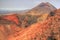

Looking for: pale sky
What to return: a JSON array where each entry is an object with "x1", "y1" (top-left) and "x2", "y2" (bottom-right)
[{"x1": 0, "y1": 0, "x2": 60, "y2": 10}]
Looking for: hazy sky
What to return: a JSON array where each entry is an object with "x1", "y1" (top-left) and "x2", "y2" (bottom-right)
[{"x1": 0, "y1": 0, "x2": 60, "y2": 10}]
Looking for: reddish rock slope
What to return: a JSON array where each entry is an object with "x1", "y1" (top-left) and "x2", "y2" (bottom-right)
[{"x1": 7, "y1": 9, "x2": 60, "y2": 40}]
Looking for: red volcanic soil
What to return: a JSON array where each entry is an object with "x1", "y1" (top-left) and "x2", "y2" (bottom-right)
[
  {"x1": 0, "y1": 9, "x2": 60, "y2": 40},
  {"x1": 7, "y1": 19, "x2": 51, "y2": 40},
  {"x1": 2, "y1": 14, "x2": 19, "y2": 25},
  {"x1": 7, "y1": 9, "x2": 60, "y2": 40}
]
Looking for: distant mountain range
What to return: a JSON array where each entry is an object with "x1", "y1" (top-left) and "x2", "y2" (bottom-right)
[
  {"x1": 0, "y1": 2, "x2": 56, "y2": 15},
  {"x1": 0, "y1": 10, "x2": 29, "y2": 15}
]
